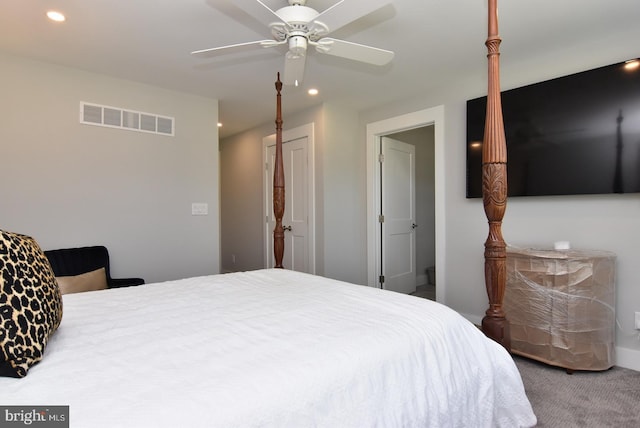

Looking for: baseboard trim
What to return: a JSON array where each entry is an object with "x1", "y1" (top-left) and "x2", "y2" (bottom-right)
[{"x1": 615, "y1": 346, "x2": 640, "y2": 371}]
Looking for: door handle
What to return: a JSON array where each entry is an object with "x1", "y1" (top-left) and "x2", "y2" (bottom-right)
[
  {"x1": 411, "y1": 223, "x2": 418, "y2": 229},
  {"x1": 283, "y1": 225, "x2": 292, "y2": 231}
]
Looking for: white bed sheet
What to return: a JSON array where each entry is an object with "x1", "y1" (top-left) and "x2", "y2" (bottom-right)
[{"x1": 1, "y1": 269, "x2": 535, "y2": 427}]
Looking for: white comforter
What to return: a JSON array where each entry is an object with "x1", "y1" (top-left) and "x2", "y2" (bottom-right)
[{"x1": 1, "y1": 269, "x2": 535, "y2": 428}]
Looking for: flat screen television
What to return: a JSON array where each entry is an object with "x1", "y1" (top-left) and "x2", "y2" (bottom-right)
[{"x1": 466, "y1": 59, "x2": 640, "y2": 198}]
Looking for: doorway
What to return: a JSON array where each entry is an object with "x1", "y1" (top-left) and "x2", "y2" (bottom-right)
[
  {"x1": 263, "y1": 123, "x2": 316, "y2": 273},
  {"x1": 383, "y1": 128, "x2": 436, "y2": 297},
  {"x1": 366, "y1": 106, "x2": 445, "y2": 303},
  {"x1": 379, "y1": 135, "x2": 417, "y2": 294}
]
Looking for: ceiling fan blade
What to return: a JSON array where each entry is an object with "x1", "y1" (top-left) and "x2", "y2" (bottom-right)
[
  {"x1": 191, "y1": 40, "x2": 278, "y2": 56},
  {"x1": 283, "y1": 53, "x2": 306, "y2": 86},
  {"x1": 235, "y1": 0, "x2": 286, "y2": 25},
  {"x1": 315, "y1": 38, "x2": 394, "y2": 65},
  {"x1": 314, "y1": 0, "x2": 390, "y2": 33}
]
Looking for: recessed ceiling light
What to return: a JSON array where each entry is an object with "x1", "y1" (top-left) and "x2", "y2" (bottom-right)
[
  {"x1": 624, "y1": 59, "x2": 639, "y2": 71},
  {"x1": 47, "y1": 11, "x2": 66, "y2": 22},
  {"x1": 308, "y1": 88, "x2": 319, "y2": 96}
]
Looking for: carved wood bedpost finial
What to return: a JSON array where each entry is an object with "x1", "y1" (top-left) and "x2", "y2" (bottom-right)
[
  {"x1": 273, "y1": 73, "x2": 285, "y2": 268},
  {"x1": 481, "y1": 0, "x2": 510, "y2": 350}
]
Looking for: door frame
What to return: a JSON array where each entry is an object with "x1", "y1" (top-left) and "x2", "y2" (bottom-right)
[
  {"x1": 366, "y1": 106, "x2": 445, "y2": 303},
  {"x1": 262, "y1": 123, "x2": 316, "y2": 274}
]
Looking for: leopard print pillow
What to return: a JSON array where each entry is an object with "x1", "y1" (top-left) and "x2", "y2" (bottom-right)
[{"x1": 0, "y1": 229, "x2": 63, "y2": 378}]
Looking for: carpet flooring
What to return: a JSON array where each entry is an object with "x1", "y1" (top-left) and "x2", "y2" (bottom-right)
[
  {"x1": 409, "y1": 286, "x2": 639, "y2": 426},
  {"x1": 411, "y1": 284, "x2": 436, "y2": 300},
  {"x1": 514, "y1": 355, "x2": 640, "y2": 427}
]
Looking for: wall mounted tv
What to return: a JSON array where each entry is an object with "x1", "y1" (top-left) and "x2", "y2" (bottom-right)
[{"x1": 466, "y1": 59, "x2": 640, "y2": 198}]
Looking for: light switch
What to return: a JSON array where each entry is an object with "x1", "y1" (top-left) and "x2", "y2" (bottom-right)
[{"x1": 191, "y1": 203, "x2": 208, "y2": 215}]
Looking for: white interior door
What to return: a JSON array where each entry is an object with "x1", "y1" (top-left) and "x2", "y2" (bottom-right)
[
  {"x1": 381, "y1": 136, "x2": 416, "y2": 294},
  {"x1": 265, "y1": 136, "x2": 310, "y2": 272}
]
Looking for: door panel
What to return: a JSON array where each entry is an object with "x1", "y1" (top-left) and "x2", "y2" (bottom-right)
[{"x1": 382, "y1": 136, "x2": 416, "y2": 294}]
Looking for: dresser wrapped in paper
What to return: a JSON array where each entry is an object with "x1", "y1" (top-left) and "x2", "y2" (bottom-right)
[{"x1": 504, "y1": 247, "x2": 616, "y2": 371}]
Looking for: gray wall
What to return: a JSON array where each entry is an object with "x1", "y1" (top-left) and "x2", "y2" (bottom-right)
[
  {"x1": 221, "y1": 67, "x2": 640, "y2": 369},
  {"x1": 3, "y1": 21, "x2": 638, "y2": 370},
  {"x1": 219, "y1": 127, "x2": 266, "y2": 272},
  {"x1": 321, "y1": 104, "x2": 363, "y2": 284},
  {"x1": 0, "y1": 53, "x2": 220, "y2": 283},
  {"x1": 360, "y1": 68, "x2": 640, "y2": 369},
  {"x1": 220, "y1": 104, "x2": 326, "y2": 274}
]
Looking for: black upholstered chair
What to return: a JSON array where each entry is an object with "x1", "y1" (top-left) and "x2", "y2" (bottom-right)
[{"x1": 44, "y1": 246, "x2": 145, "y2": 288}]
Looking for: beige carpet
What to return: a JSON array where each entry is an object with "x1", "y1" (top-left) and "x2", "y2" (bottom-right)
[
  {"x1": 409, "y1": 288, "x2": 639, "y2": 426},
  {"x1": 514, "y1": 355, "x2": 640, "y2": 427}
]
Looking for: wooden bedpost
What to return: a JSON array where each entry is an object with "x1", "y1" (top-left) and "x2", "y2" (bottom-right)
[
  {"x1": 273, "y1": 73, "x2": 285, "y2": 268},
  {"x1": 481, "y1": 0, "x2": 510, "y2": 350}
]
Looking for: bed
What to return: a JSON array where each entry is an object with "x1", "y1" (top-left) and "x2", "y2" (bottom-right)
[
  {"x1": 1, "y1": 269, "x2": 534, "y2": 427},
  {"x1": 1, "y1": 1, "x2": 535, "y2": 427}
]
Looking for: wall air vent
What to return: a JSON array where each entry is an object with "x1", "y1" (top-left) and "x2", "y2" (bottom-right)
[{"x1": 80, "y1": 102, "x2": 174, "y2": 136}]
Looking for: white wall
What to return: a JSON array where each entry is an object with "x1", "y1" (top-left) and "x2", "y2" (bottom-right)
[
  {"x1": 360, "y1": 66, "x2": 640, "y2": 370},
  {"x1": 322, "y1": 104, "x2": 365, "y2": 284},
  {"x1": 220, "y1": 54, "x2": 640, "y2": 370},
  {"x1": 219, "y1": 127, "x2": 266, "y2": 273},
  {"x1": 221, "y1": 63, "x2": 640, "y2": 370},
  {"x1": 220, "y1": 104, "x2": 326, "y2": 274},
  {"x1": 0, "y1": 53, "x2": 220, "y2": 283}
]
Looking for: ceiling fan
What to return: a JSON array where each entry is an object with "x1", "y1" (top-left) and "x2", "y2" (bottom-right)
[{"x1": 191, "y1": 0, "x2": 394, "y2": 86}]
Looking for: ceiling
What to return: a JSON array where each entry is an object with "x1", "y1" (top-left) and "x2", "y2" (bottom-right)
[{"x1": 1, "y1": 0, "x2": 638, "y2": 138}]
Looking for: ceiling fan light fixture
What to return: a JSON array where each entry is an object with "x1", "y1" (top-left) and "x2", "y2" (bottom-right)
[
  {"x1": 275, "y1": 4, "x2": 318, "y2": 25},
  {"x1": 192, "y1": 0, "x2": 395, "y2": 86},
  {"x1": 288, "y1": 35, "x2": 307, "y2": 57},
  {"x1": 624, "y1": 59, "x2": 639, "y2": 71}
]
